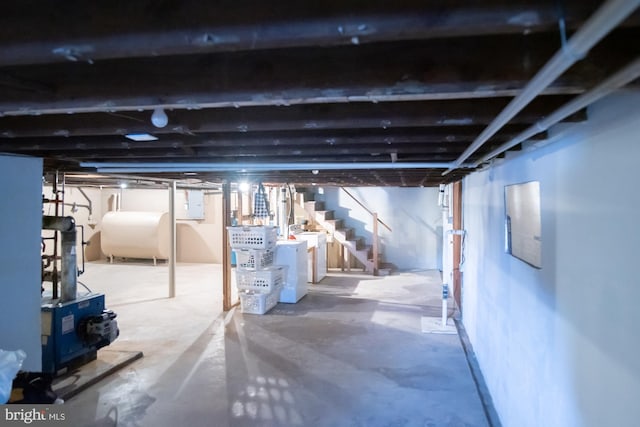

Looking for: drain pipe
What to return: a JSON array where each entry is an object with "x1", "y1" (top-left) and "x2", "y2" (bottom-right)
[
  {"x1": 443, "y1": 0, "x2": 640, "y2": 176},
  {"x1": 80, "y1": 161, "x2": 455, "y2": 173},
  {"x1": 77, "y1": 186, "x2": 94, "y2": 222},
  {"x1": 474, "y1": 57, "x2": 640, "y2": 167}
]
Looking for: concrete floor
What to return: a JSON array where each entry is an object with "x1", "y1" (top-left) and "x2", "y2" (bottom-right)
[{"x1": 65, "y1": 261, "x2": 488, "y2": 427}]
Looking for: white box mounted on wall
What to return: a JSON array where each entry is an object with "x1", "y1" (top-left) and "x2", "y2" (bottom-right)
[{"x1": 186, "y1": 190, "x2": 204, "y2": 219}]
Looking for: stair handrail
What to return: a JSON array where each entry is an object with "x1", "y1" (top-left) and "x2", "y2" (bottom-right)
[
  {"x1": 340, "y1": 187, "x2": 391, "y2": 276},
  {"x1": 340, "y1": 187, "x2": 392, "y2": 232}
]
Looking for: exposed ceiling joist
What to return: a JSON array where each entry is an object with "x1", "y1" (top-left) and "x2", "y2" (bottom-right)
[{"x1": 0, "y1": 1, "x2": 638, "y2": 186}]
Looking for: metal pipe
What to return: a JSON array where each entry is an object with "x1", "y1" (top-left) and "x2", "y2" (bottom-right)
[
  {"x1": 443, "y1": 0, "x2": 640, "y2": 175},
  {"x1": 77, "y1": 186, "x2": 93, "y2": 216},
  {"x1": 81, "y1": 161, "x2": 455, "y2": 173},
  {"x1": 474, "y1": 57, "x2": 640, "y2": 166},
  {"x1": 52, "y1": 172, "x2": 59, "y2": 300},
  {"x1": 61, "y1": 172, "x2": 65, "y2": 216},
  {"x1": 77, "y1": 224, "x2": 86, "y2": 276},
  {"x1": 62, "y1": 202, "x2": 91, "y2": 214},
  {"x1": 168, "y1": 181, "x2": 177, "y2": 298},
  {"x1": 441, "y1": 284, "x2": 449, "y2": 327}
]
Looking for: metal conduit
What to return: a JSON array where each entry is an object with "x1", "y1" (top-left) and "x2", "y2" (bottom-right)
[
  {"x1": 474, "y1": 57, "x2": 640, "y2": 167},
  {"x1": 443, "y1": 0, "x2": 640, "y2": 176},
  {"x1": 81, "y1": 162, "x2": 456, "y2": 173}
]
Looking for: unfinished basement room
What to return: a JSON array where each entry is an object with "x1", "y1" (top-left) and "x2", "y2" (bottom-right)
[{"x1": 1, "y1": 1, "x2": 639, "y2": 427}]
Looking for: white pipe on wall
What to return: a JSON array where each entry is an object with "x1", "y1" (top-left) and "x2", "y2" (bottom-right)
[
  {"x1": 441, "y1": 284, "x2": 448, "y2": 327},
  {"x1": 81, "y1": 161, "x2": 455, "y2": 173},
  {"x1": 474, "y1": 56, "x2": 640, "y2": 167},
  {"x1": 443, "y1": 0, "x2": 640, "y2": 175}
]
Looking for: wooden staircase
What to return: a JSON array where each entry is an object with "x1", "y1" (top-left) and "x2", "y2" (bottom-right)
[{"x1": 302, "y1": 197, "x2": 390, "y2": 275}]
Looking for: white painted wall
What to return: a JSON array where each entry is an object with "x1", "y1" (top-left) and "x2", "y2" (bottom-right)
[
  {"x1": 461, "y1": 91, "x2": 640, "y2": 427},
  {"x1": 321, "y1": 187, "x2": 442, "y2": 270},
  {"x1": 0, "y1": 155, "x2": 43, "y2": 371}
]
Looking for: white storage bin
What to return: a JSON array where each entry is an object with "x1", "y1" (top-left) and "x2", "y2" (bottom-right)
[
  {"x1": 239, "y1": 288, "x2": 281, "y2": 315},
  {"x1": 234, "y1": 249, "x2": 274, "y2": 270},
  {"x1": 236, "y1": 266, "x2": 286, "y2": 293},
  {"x1": 227, "y1": 226, "x2": 278, "y2": 250}
]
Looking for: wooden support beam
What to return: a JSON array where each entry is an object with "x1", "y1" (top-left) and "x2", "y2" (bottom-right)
[
  {"x1": 3, "y1": 31, "x2": 631, "y2": 116},
  {"x1": 222, "y1": 181, "x2": 232, "y2": 311},
  {"x1": 0, "y1": 125, "x2": 541, "y2": 152},
  {"x1": 0, "y1": 97, "x2": 586, "y2": 138},
  {"x1": 0, "y1": 1, "x2": 605, "y2": 67},
  {"x1": 452, "y1": 181, "x2": 463, "y2": 310}
]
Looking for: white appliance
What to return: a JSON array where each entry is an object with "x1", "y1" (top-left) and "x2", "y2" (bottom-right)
[
  {"x1": 275, "y1": 240, "x2": 308, "y2": 303},
  {"x1": 296, "y1": 232, "x2": 327, "y2": 283}
]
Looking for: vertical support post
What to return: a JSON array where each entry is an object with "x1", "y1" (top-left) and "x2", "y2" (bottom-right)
[
  {"x1": 372, "y1": 212, "x2": 379, "y2": 276},
  {"x1": 339, "y1": 243, "x2": 345, "y2": 271},
  {"x1": 452, "y1": 181, "x2": 463, "y2": 310},
  {"x1": 237, "y1": 189, "x2": 243, "y2": 225},
  {"x1": 344, "y1": 245, "x2": 351, "y2": 272},
  {"x1": 222, "y1": 181, "x2": 232, "y2": 311},
  {"x1": 169, "y1": 180, "x2": 177, "y2": 298}
]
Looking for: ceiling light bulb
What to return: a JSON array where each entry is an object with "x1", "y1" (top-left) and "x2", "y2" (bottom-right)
[
  {"x1": 312, "y1": 169, "x2": 319, "y2": 175},
  {"x1": 239, "y1": 182, "x2": 250, "y2": 192},
  {"x1": 151, "y1": 107, "x2": 168, "y2": 128}
]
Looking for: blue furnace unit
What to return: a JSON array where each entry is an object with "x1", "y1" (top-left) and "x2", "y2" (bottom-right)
[{"x1": 41, "y1": 293, "x2": 118, "y2": 375}]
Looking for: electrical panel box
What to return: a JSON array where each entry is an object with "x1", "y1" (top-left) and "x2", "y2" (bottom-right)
[{"x1": 186, "y1": 190, "x2": 205, "y2": 219}]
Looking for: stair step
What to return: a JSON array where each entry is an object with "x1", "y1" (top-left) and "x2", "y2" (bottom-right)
[
  {"x1": 334, "y1": 227, "x2": 354, "y2": 239},
  {"x1": 356, "y1": 249, "x2": 370, "y2": 259},
  {"x1": 342, "y1": 238, "x2": 365, "y2": 251},
  {"x1": 325, "y1": 219, "x2": 344, "y2": 232},
  {"x1": 315, "y1": 210, "x2": 334, "y2": 220},
  {"x1": 302, "y1": 193, "x2": 387, "y2": 276},
  {"x1": 355, "y1": 238, "x2": 369, "y2": 251},
  {"x1": 304, "y1": 200, "x2": 325, "y2": 211},
  {"x1": 298, "y1": 189, "x2": 316, "y2": 202}
]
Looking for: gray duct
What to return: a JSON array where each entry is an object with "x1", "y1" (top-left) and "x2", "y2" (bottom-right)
[{"x1": 42, "y1": 215, "x2": 77, "y2": 302}]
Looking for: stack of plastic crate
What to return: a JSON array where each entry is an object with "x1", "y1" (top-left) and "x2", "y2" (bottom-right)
[{"x1": 227, "y1": 225, "x2": 286, "y2": 315}]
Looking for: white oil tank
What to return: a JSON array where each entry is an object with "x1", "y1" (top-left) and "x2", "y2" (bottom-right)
[{"x1": 101, "y1": 211, "x2": 170, "y2": 260}]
